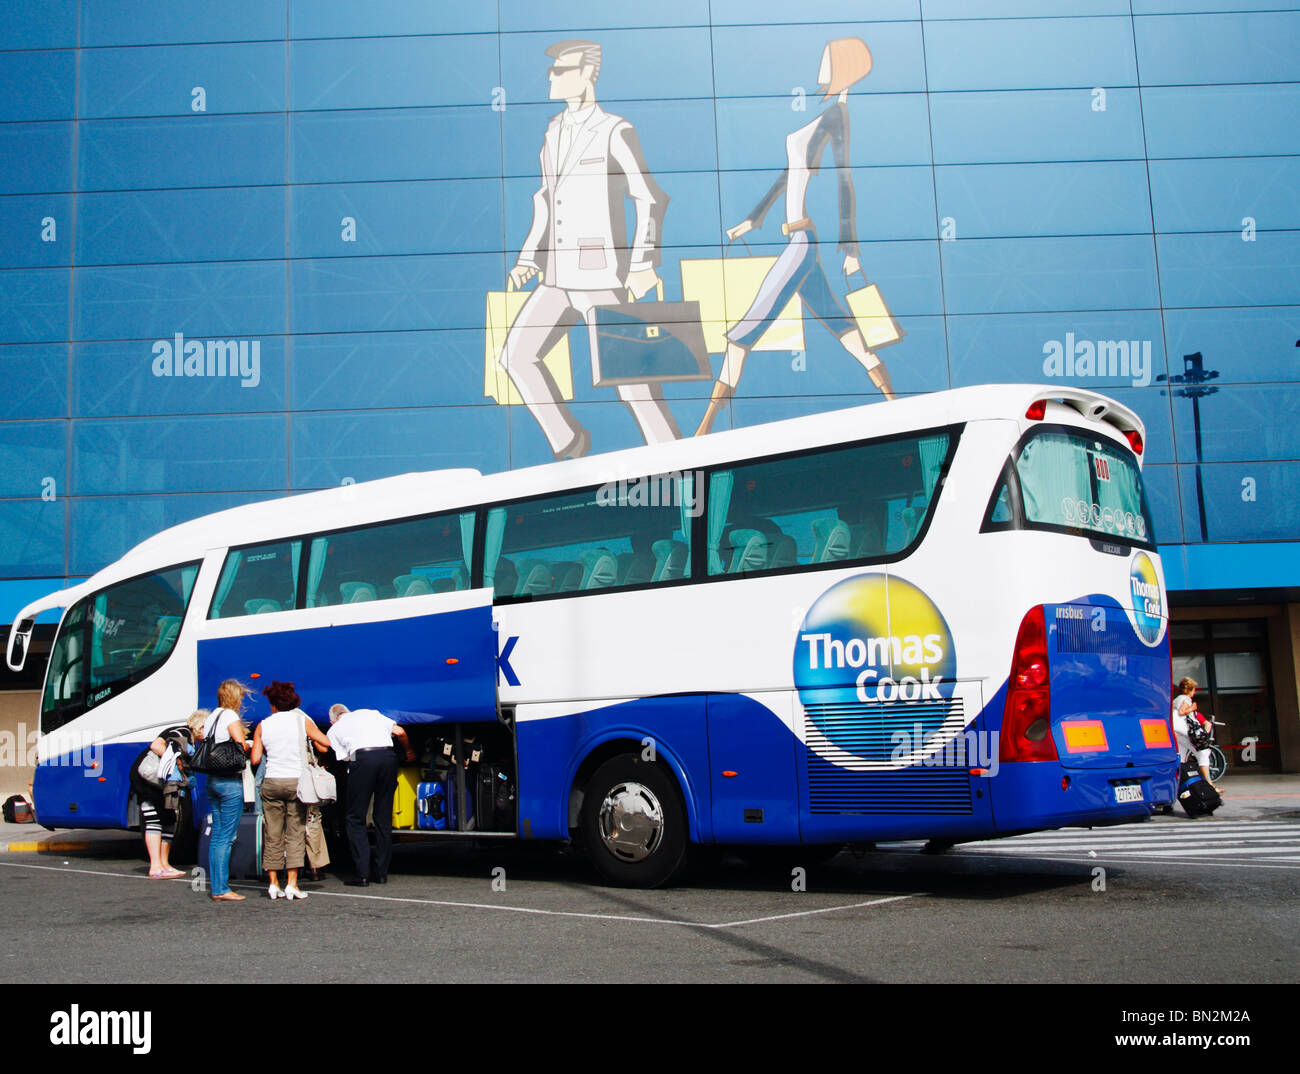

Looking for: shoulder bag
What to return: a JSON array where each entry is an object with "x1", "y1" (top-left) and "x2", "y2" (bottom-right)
[
  {"x1": 189, "y1": 710, "x2": 247, "y2": 776},
  {"x1": 296, "y1": 714, "x2": 337, "y2": 804}
]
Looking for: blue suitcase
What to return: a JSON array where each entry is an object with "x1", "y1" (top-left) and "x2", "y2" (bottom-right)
[
  {"x1": 417, "y1": 775, "x2": 474, "y2": 831},
  {"x1": 416, "y1": 781, "x2": 448, "y2": 830}
]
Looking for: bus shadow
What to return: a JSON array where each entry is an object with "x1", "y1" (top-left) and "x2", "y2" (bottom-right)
[{"x1": 382, "y1": 839, "x2": 1098, "y2": 902}]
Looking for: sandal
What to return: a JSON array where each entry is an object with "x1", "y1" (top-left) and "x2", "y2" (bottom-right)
[
  {"x1": 151, "y1": 868, "x2": 185, "y2": 879},
  {"x1": 210, "y1": 892, "x2": 246, "y2": 901}
]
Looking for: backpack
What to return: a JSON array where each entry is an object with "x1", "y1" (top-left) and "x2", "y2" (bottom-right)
[
  {"x1": 1177, "y1": 757, "x2": 1221, "y2": 817},
  {"x1": 1186, "y1": 715, "x2": 1212, "y2": 751}
]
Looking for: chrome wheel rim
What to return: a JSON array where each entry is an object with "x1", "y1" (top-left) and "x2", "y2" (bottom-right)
[{"x1": 597, "y1": 780, "x2": 664, "y2": 863}]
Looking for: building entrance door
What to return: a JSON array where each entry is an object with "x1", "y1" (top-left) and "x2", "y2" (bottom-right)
[{"x1": 1171, "y1": 619, "x2": 1278, "y2": 773}]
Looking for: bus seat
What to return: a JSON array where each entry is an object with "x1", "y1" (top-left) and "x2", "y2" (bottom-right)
[
  {"x1": 244, "y1": 598, "x2": 281, "y2": 615},
  {"x1": 340, "y1": 582, "x2": 378, "y2": 603},
  {"x1": 580, "y1": 550, "x2": 618, "y2": 590},
  {"x1": 850, "y1": 519, "x2": 884, "y2": 559},
  {"x1": 617, "y1": 552, "x2": 653, "y2": 586},
  {"x1": 430, "y1": 577, "x2": 457, "y2": 594},
  {"x1": 452, "y1": 564, "x2": 470, "y2": 590},
  {"x1": 768, "y1": 534, "x2": 797, "y2": 570},
  {"x1": 516, "y1": 559, "x2": 553, "y2": 596},
  {"x1": 902, "y1": 497, "x2": 929, "y2": 544},
  {"x1": 152, "y1": 615, "x2": 182, "y2": 653},
  {"x1": 651, "y1": 540, "x2": 688, "y2": 582},
  {"x1": 811, "y1": 518, "x2": 850, "y2": 563},
  {"x1": 727, "y1": 528, "x2": 769, "y2": 573},
  {"x1": 552, "y1": 561, "x2": 583, "y2": 593},
  {"x1": 491, "y1": 557, "x2": 518, "y2": 597},
  {"x1": 393, "y1": 574, "x2": 433, "y2": 597}
]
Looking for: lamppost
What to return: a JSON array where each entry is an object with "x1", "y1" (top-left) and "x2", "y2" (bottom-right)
[{"x1": 1157, "y1": 351, "x2": 1219, "y2": 543}]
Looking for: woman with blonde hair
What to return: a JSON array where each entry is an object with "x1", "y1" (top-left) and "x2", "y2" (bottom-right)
[
  {"x1": 696, "y1": 37, "x2": 895, "y2": 437},
  {"x1": 1172, "y1": 676, "x2": 1220, "y2": 793},
  {"x1": 130, "y1": 708, "x2": 208, "y2": 878},
  {"x1": 200, "y1": 679, "x2": 251, "y2": 901}
]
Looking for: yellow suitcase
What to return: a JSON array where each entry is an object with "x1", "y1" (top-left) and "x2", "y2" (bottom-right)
[{"x1": 393, "y1": 765, "x2": 421, "y2": 830}]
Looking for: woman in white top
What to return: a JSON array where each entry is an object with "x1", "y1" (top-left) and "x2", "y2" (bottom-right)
[
  {"x1": 1172, "y1": 676, "x2": 1220, "y2": 793},
  {"x1": 203, "y1": 679, "x2": 251, "y2": 901},
  {"x1": 250, "y1": 680, "x2": 331, "y2": 900}
]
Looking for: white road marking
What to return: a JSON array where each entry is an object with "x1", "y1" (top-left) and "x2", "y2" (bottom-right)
[{"x1": 0, "y1": 860, "x2": 918, "y2": 930}]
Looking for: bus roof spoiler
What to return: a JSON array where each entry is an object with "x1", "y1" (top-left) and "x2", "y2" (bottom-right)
[
  {"x1": 5, "y1": 585, "x2": 80, "y2": 672},
  {"x1": 1028, "y1": 389, "x2": 1144, "y2": 442}
]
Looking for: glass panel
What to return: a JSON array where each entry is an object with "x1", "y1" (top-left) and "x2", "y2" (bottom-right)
[
  {"x1": 1172, "y1": 654, "x2": 1209, "y2": 691},
  {"x1": 41, "y1": 599, "x2": 87, "y2": 733},
  {"x1": 305, "y1": 511, "x2": 474, "y2": 608},
  {"x1": 1209, "y1": 620, "x2": 1264, "y2": 639},
  {"x1": 1170, "y1": 621, "x2": 1206, "y2": 640},
  {"x1": 492, "y1": 475, "x2": 695, "y2": 600},
  {"x1": 1013, "y1": 429, "x2": 1154, "y2": 545},
  {"x1": 209, "y1": 541, "x2": 301, "y2": 619},
  {"x1": 707, "y1": 431, "x2": 950, "y2": 577},
  {"x1": 87, "y1": 565, "x2": 196, "y2": 697},
  {"x1": 1213, "y1": 652, "x2": 1265, "y2": 694}
]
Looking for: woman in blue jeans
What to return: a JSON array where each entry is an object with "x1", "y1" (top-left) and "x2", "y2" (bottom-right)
[{"x1": 203, "y1": 679, "x2": 251, "y2": 901}]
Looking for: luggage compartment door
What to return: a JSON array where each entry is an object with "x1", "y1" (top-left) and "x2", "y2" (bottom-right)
[{"x1": 197, "y1": 588, "x2": 499, "y2": 724}]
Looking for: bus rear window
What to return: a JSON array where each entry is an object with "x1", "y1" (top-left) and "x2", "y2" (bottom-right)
[{"x1": 984, "y1": 427, "x2": 1155, "y2": 547}]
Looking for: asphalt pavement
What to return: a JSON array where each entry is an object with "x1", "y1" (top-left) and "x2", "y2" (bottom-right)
[{"x1": 1, "y1": 773, "x2": 1297, "y2": 983}]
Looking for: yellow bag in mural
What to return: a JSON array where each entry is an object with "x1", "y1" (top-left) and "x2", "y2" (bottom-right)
[
  {"x1": 845, "y1": 271, "x2": 905, "y2": 351},
  {"x1": 679, "y1": 245, "x2": 805, "y2": 355},
  {"x1": 483, "y1": 280, "x2": 573, "y2": 405}
]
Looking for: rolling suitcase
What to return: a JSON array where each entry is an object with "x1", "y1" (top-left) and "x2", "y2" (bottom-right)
[
  {"x1": 416, "y1": 780, "x2": 447, "y2": 830},
  {"x1": 197, "y1": 806, "x2": 264, "y2": 885},
  {"x1": 475, "y1": 765, "x2": 515, "y2": 832},
  {"x1": 1177, "y1": 758, "x2": 1221, "y2": 817},
  {"x1": 393, "y1": 765, "x2": 421, "y2": 830}
]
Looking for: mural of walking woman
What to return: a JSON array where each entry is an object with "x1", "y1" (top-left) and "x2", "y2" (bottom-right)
[{"x1": 696, "y1": 37, "x2": 897, "y2": 437}]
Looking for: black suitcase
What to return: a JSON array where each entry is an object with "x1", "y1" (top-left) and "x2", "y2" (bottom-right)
[
  {"x1": 1178, "y1": 758, "x2": 1221, "y2": 817},
  {"x1": 475, "y1": 764, "x2": 515, "y2": 832}
]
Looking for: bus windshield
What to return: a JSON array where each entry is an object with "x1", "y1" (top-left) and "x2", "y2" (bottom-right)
[
  {"x1": 41, "y1": 562, "x2": 200, "y2": 733},
  {"x1": 985, "y1": 426, "x2": 1155, "y2": 548}
]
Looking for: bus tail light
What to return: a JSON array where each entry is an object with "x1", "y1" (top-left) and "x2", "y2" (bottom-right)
[
  {"x1": 1025, "y1": 400, "x2": 1046, "y2": 421},
  {"x1": 1125, "y1": 429, "x2": 1143, "y2": 456},
  {"x1": 1001, "y1": 606, "x2": 1058, "y2": 763}
]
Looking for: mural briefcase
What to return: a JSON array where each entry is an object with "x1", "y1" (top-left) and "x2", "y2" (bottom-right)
[{"x1": 591, "y1": 282, "x2": 711, "y2": 387}]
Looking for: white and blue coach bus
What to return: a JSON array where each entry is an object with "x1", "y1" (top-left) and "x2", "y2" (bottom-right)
[{"x1": 8, "y1": 385, "x2": 1178, "y2": 887}]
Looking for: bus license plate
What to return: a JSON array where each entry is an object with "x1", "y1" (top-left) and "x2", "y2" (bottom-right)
[{"x1": 1114, "y1": 785, "x2": 1143, "y2": 804}]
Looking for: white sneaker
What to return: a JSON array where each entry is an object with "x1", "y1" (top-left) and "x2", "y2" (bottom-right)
[
  {"x1": 284, "y1": 886, "x2": 308, "y2": 900},
  {"x1": 267, "y1": 884, "x2": 283, "y2": 900}
]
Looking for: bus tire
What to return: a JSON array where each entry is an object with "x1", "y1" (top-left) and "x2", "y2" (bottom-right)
[{"x1": 580, "y1": 754, "x2": 687, "y2": 889}]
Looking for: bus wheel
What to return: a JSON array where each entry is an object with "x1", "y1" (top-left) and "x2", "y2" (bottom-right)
[{"x1": 581, "y1": 755, "x2": 686, "y2": 888}]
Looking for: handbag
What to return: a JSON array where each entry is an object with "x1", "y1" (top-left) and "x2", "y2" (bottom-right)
[
  {"x1": 679, "y1": 239, "x2": 806, "y2": 354},
  {"x1": 136, "y1": 750, "x2": 163, "y2": 787},
  {"x1": 590, "y1": 282, "x2": 710, "y2": 387},
  {"x1": 296, "y1": 714, "x2": 337, "y2": 804},
  {"x1": 189, "y1": 711, "x2": 247, "y2": 776},
  {"x1": 844, "y1": 269, "x2": 905, "y2": 351},
  {"x1": 483, "y1": 276, "x2": 574, "y2": 405}
]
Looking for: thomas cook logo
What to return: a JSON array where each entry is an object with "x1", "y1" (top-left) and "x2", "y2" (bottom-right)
[
  {"x1": 1129, "y1": 552, "x2": 1164, "y2": 646},
  {"x1": 795, "y1": 572, "x2": 956, "y2": 722}
]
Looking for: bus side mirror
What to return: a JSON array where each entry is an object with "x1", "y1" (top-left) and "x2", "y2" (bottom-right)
[{"x1": 7, "y1": 619, "x2": 33, "y2": 672}]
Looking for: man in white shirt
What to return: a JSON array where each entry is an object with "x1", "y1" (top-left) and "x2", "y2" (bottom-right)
[
  {"x1": 328, "y1": 704, "x2": 415, "y2": 887},
  {"x1": 499, "y1": 38, "x2": 678, "y2": 459}
]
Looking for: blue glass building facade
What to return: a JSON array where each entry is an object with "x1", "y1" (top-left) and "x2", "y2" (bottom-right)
[{"x1": 2, "y1": 2, "x2": 1298, "y2": 762}]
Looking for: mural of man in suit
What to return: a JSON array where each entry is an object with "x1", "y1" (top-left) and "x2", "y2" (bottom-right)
[{"x1": 501, "y1": 39, "x2": 680, "y2": 459}]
